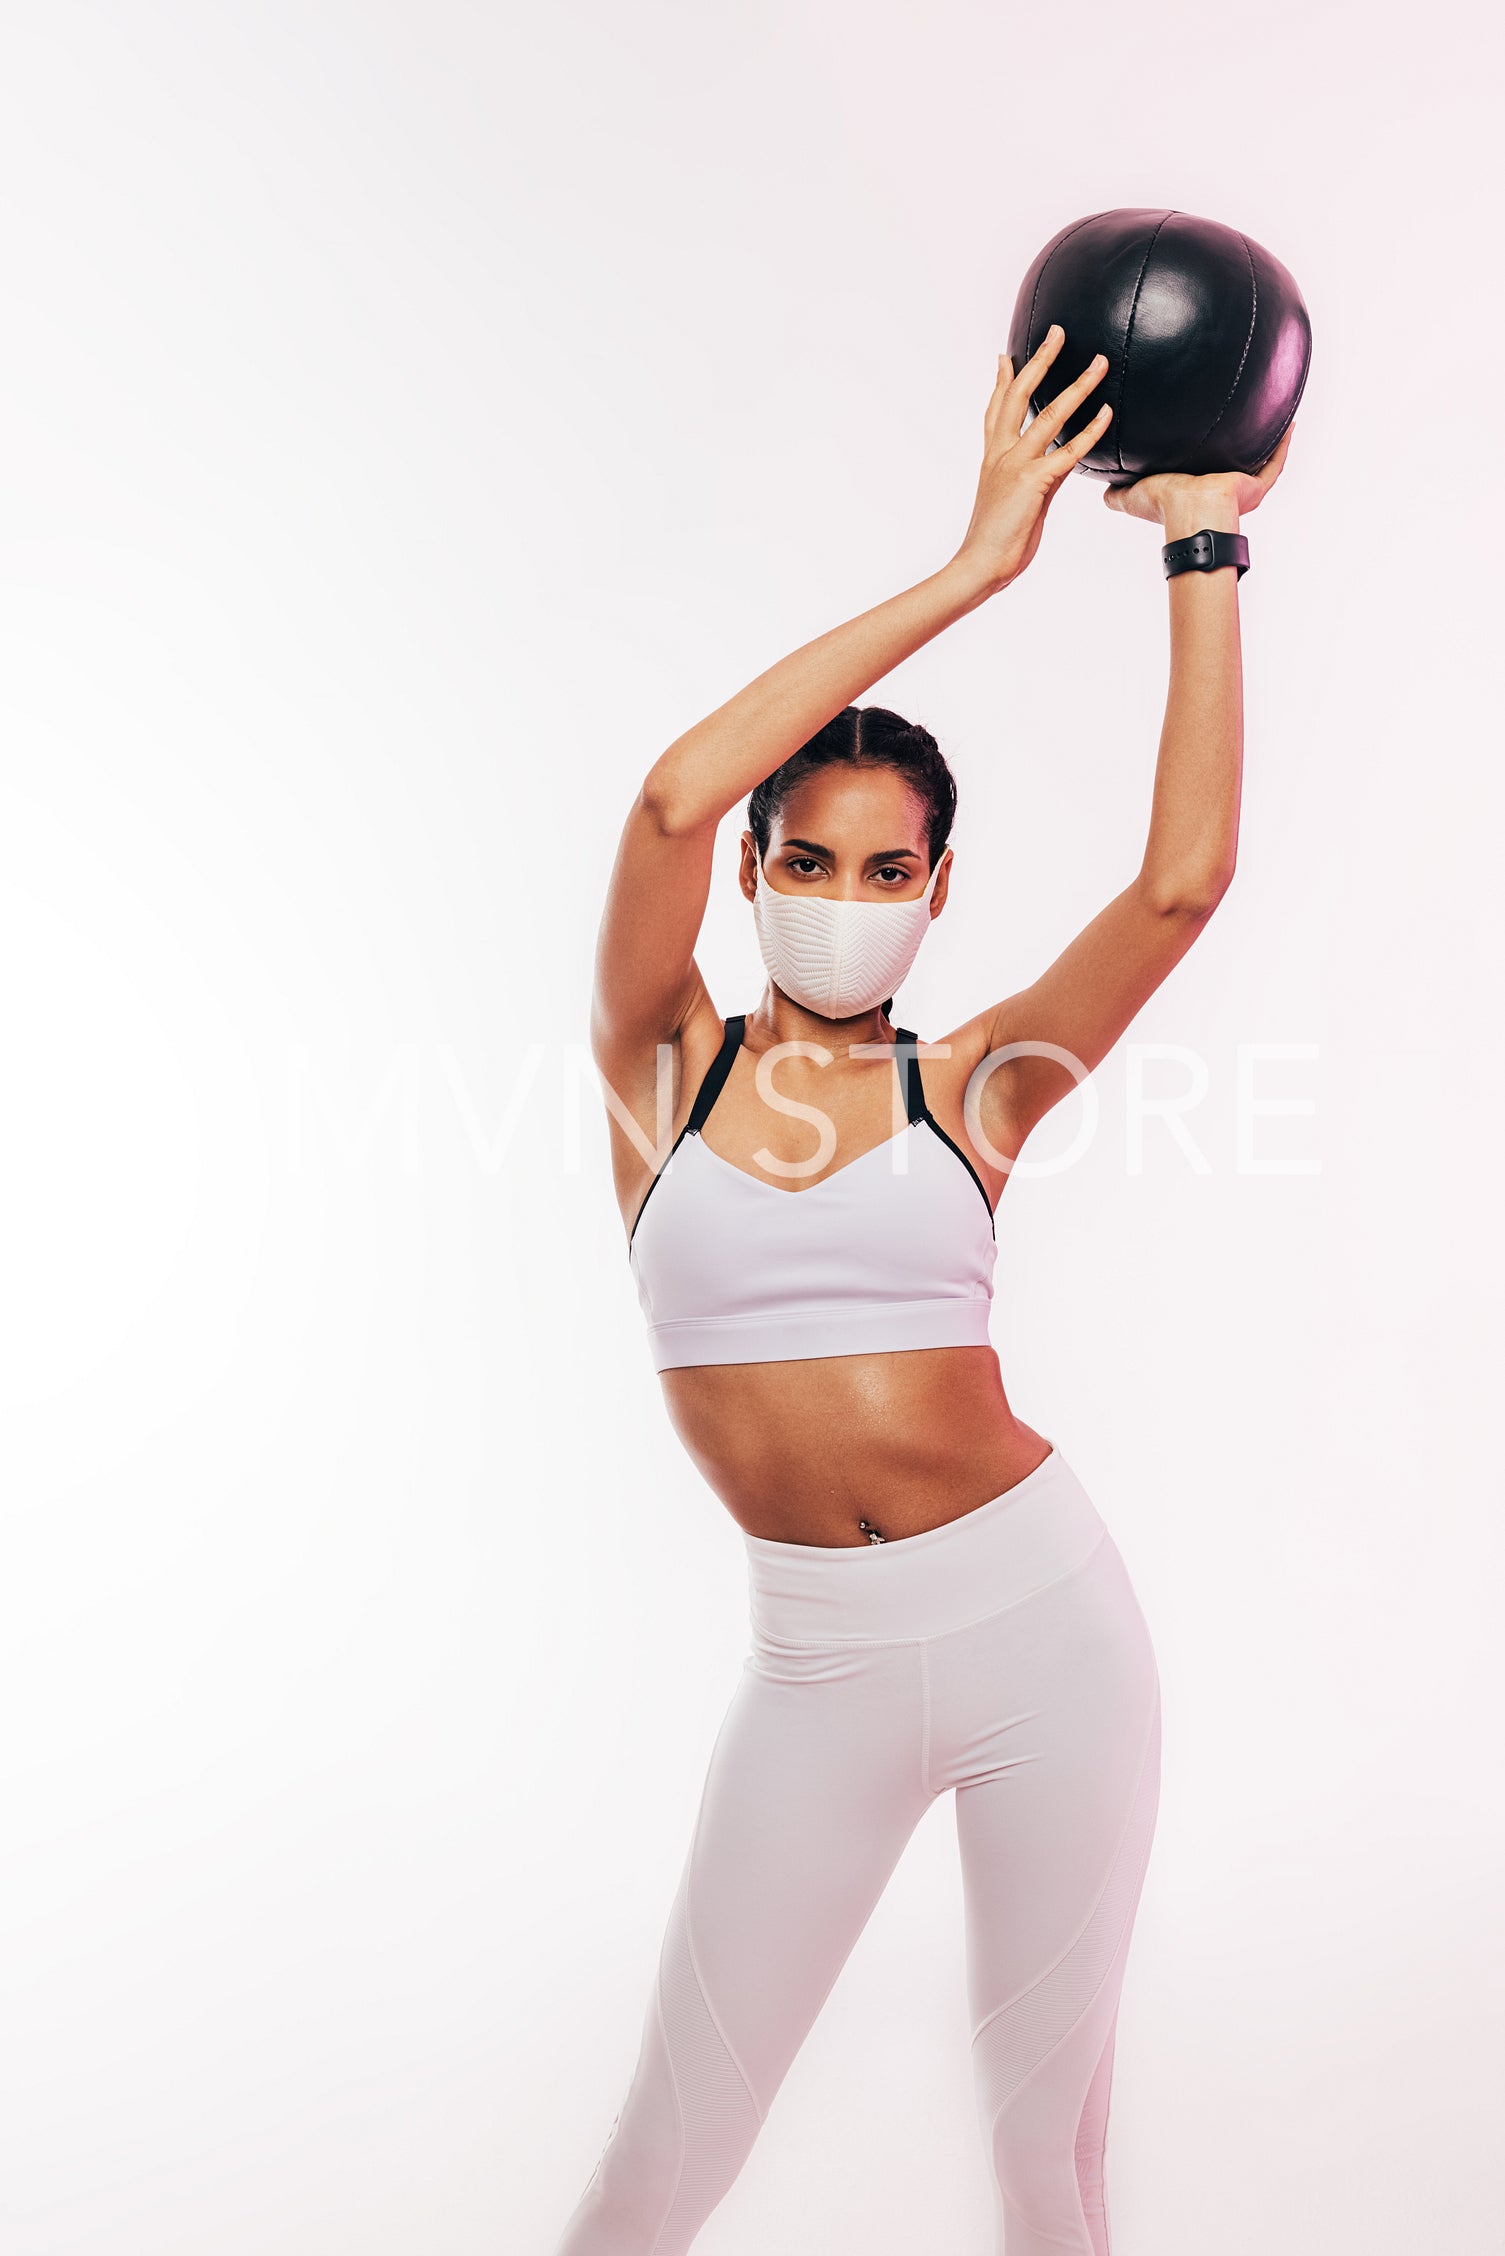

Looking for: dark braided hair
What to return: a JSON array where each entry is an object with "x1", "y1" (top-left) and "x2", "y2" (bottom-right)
[{"x1": 747, "y1": 705, "x2": 957, "y2": 871}]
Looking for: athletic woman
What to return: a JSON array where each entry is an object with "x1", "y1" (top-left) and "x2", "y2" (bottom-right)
[{"x1": 556, "y1": 327, "x2": 1292, "y2": 2256}]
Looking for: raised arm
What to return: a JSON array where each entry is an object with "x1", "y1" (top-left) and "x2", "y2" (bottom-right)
[
  {"x1": 591, "y1": 333, "x2": 1116, "y2": 1166},
  {"x1": 959, "y1": 428, "x2": 1295, "y2": 1171},
  {"x1": 591, "y1": 563, "x2": 990, "y2": 1064}
]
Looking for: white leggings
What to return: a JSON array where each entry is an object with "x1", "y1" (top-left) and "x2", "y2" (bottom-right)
[{"x1": 553, "y1": 1445, "x2": 1162, "y2": 2256}]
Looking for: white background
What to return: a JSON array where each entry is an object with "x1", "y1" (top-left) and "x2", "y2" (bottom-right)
[{"x1": 2, "y1": 3, "x2": 1501, "y2": 2252}]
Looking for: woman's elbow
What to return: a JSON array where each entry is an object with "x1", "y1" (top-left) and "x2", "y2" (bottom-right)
[
  {"x1": 1142, "y1": 861, "x2": 1236, "y2": 918},
  {"x1": 638, "y1": 763, "x2": 713, "y2": 839}
]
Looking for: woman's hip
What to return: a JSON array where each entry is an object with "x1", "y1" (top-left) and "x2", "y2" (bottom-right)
[
  {"x1": 732, "y1": 1443, "x2": 1157, "y2": 1811},
  {"x1": 742, "y1": 1442, "x2": 1140, "y2": 1649}
]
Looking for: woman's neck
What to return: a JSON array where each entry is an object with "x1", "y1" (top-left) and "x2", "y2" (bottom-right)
[{"x1": 746, "y1": 987, "x2": 894, "y2": 1053}]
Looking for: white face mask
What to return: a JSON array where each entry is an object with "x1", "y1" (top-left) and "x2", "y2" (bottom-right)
[{"x1": 752, "y1": 854, "x2": 943, "y2": 1019}]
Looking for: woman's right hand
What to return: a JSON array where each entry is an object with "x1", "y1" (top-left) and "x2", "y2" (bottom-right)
[{"x1": 953, "y1": 328, "x2": 1112, "y2": 591}]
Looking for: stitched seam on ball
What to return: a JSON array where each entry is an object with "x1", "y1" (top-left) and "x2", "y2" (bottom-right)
[
  {"x1": 1025, "y1": 210, "x2": 1103, "y2": 372},
  {"x1": 1115, "y1": 210, "x2": 1174, "y2": 473},
  {"x1": 1191, "y1": 230, "x2": 1259, "y2": 454}
]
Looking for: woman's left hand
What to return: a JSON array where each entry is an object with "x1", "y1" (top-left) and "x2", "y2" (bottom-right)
[
  {"x1": 1103, "y1": 421, "x2": 1295, "y2": 532},
  {"x1": 953, "y1": 330, "x2": 1115, "y2": 590}
]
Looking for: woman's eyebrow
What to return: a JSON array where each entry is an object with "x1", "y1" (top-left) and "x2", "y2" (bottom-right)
[{"x1": 778, "y1": 838, "x2": 920, "y2": 862}]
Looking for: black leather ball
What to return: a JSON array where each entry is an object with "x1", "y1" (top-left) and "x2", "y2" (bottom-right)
[{"x1": 1006, "y1": 209, "x2": 1312, "y2": 485}]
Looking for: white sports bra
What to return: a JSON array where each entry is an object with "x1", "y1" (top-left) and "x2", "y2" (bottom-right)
[{"x1": 628, "y1": 1016, "x2": 997, "y2": 1372}]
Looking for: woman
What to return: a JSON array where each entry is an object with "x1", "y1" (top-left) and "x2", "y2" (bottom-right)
[{"x1": 558, "y1": 326, "x2": 1292, "y2": 2256}]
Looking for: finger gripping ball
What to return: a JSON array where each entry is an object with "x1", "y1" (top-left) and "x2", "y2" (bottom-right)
[{"x1": 1007, "y1": 209, "x2": 1312, "y2": 484}]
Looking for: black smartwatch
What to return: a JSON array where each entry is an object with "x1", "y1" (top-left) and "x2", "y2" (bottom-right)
[{"x1": 1162, "y1": 528, "x2": 1249, "y2": 580}]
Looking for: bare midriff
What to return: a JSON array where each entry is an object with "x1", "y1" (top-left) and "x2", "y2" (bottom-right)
[{"x1": 658, "y1": 1343, "x2": 1053, "y2": 1547}]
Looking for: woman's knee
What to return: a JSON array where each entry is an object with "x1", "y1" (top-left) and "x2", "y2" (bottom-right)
[
  {"x1": 974, "y1": 1980, "x2": 1128, "y2": 2256},
  {"x1": 987, "y1": 2106, "x2": 1106, "y2": 2256},
  {"x1": 554, "y1": 1881, "x2": 764, "y2": 2256}
]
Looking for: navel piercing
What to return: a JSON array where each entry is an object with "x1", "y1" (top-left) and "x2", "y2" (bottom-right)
[{"x1": 858, "y1": 1518, "x2": 887, "y2": 1546}]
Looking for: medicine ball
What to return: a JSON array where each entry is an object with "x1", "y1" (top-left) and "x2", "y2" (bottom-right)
[{"x1": 1006, "y1": 209, "x2": 1312, "y2": 485}]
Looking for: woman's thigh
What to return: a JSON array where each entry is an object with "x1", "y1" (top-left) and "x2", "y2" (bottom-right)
[
  {"x1": 682, "y1": 1634, "x2": 936, "y2": 2111},
  {"x1": 554, "y1": 1633, "x2": 936, "y2": 2256}
]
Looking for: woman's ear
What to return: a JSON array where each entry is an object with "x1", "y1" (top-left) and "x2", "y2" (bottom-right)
[
  {"x1": 738, "y1": 831, "x2": 759, "y2": 905},
  {"x1": 930, "y1": 847, "x2": 954, "y2": 917}
]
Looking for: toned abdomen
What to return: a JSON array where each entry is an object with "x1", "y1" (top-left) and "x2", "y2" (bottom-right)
[{"x1": 659, "y1": 1344, "x2": 1052, "y2": 1546}]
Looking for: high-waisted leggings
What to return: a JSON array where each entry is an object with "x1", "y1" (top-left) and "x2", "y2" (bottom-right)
[{"x1": 553, "y1": 1444, "x2": 1162, "y2": 2256}]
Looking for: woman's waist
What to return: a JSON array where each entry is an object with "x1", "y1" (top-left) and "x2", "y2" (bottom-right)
[
  {"x1": 659, "y1": 1345, "x2": 1050, "y2": 1545},
  {"x1": 742, "y1": 1441, "x2": 1111, "y2": 1646}
]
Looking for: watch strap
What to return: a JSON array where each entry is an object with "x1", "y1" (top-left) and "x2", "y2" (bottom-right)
[{"x1": 1162, "y1": 528, "x2": 1250, "y2": 580}]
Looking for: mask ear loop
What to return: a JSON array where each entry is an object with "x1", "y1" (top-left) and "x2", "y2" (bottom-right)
[
  {"x1": 921, "y1": 852, "x2": 948, "y2": 903},
  {"x1": 884, "y1": 852, "x2": 947, "y2": 1018}
]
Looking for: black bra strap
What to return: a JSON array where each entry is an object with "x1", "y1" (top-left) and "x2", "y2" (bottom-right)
[
  {"x1": 890, "y1": 1026, "x2": 995, "y2": 1226},
  {"x1": 629, "y1": 1013, "x2": 747, "y2": 1247},
  {"x1": 890, "y1": 1027, "x2": 928, "y2": 1127},
  {"x1": 686, "y1": 1014, "x2": 746, "y2": 1134}
]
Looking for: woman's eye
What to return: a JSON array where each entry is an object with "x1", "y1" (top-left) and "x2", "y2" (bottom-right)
[
  {"x1": 787, "y1": 858, "x2": 821, "y2": 876},
  {"x1": 876, "y1": 866, "x2": 908, "y2": 884}
]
